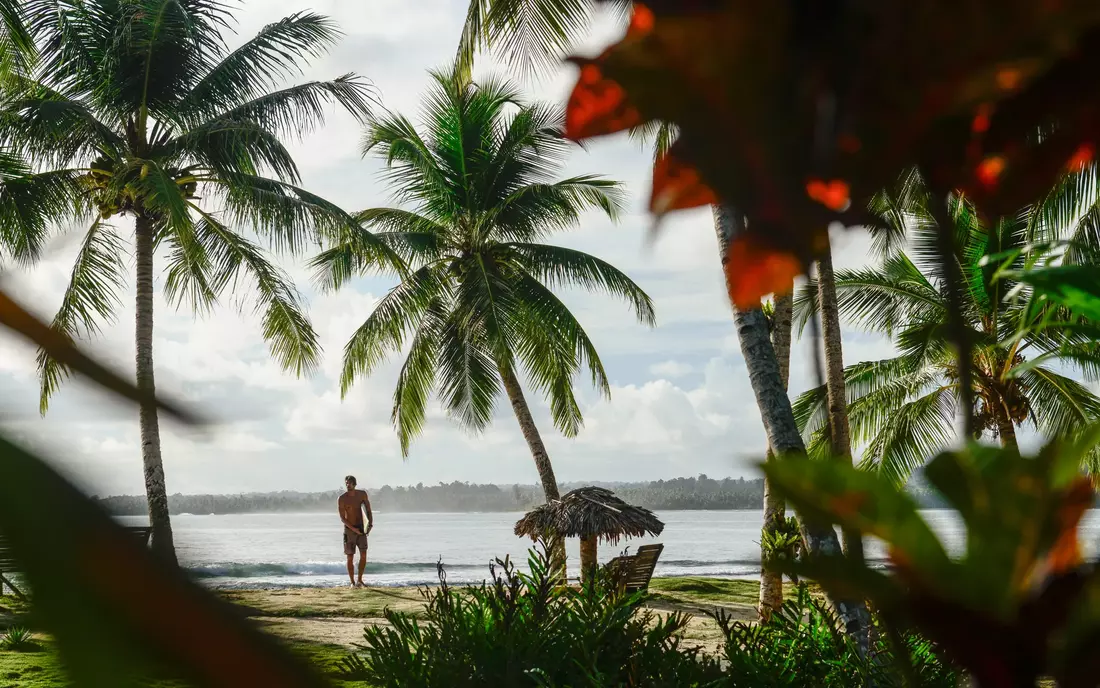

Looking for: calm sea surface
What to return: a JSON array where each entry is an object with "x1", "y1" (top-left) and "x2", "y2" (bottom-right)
[{"x1": 117, "y1": 510, "x2": 1100, "y2": 589}]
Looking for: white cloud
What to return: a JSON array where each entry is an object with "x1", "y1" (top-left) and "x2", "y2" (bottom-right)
[{"x1": 649, "y1": 360, "x2": 694, "y2": 378}]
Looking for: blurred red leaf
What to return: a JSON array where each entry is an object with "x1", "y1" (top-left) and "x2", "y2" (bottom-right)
[
  {"x1": 724, "y1": 234, "x2": 801, "y2": 309},
  {"x1": 564, "y1": 58, "x2": 643, "y2": 141},
  {"x1": 650, "y1": 149, "x2": 717, "y2": 214},
  {"x1": 572, "y1": 0, "x2": 1100, "y2": 273}
]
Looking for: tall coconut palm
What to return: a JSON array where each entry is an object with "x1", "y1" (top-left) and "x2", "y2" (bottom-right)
[
  {"x1": 793, "y1": 177, "x2": 1100, "y2": 485},
  {"x1": 312, "y1": 68, "x2": 654, "y2": 506},
  {"x1": 452, "y1": 0, "x2": 812, "y2": 615},
  {"x1": 815, "y1": 242, "x2": 863, "y2": 564},
  {"x1": 756, "y1": 291, "x2": 793, "y2": 617},
  {"x1": 0, "y1": 1, "x2": 384, "y2": 563},
  {"x1": 714, "y1": 205, "x2": 871, "y2": 649}
]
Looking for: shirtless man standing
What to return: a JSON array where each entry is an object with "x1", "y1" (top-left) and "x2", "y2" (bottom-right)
[{"x1": 338, "y1": 475, "x2": 373, "y2": 588}]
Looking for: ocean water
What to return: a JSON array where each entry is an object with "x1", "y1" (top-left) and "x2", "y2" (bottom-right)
[{"x1": 117, "y1": 510, "x2": 1100, "y2": 589}]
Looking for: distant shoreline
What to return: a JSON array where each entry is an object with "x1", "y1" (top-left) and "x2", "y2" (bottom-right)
[
  {"x1": 119, "y1": 506, "x2": 958, "y2": 517},
  {"x1": 90, "y1": 476, "x2": 965, "y2": 515}
]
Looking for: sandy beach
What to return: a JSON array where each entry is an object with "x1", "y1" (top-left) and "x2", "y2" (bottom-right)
[{"x1": 221, "y1": 577, "x2": 762, "y2": 657}]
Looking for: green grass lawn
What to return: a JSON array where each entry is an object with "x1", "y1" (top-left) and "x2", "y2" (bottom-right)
[
  {"x1": 0, "y1": 639, "x2": 368, "y2": 688},
  {"x1": 648, "y1": 577, "x2": 760, "y2": 606}
]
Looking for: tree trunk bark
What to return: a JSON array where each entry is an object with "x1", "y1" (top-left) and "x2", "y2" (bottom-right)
[
  {"x1": 498, "y1": 361, "x2": 566, "y2": 577},
  {"x1": 759, "y1": 290, "x2": 792, "y2": 619},
  {"x1": 713, "y1": 205, "x2": 870, "y2": 649},
  {"x1": 579, "y1": 536, "x2": 598, "y2": 583},
  {"x1": 816, "y1": 242, "x2": 864, "y2": 564},
  {"x1": 996, "y1": 401, "x2": 1019, "y2": 451},
  {"x1": 499, "y1": 363, "x2": 560, "y2": 502},
  {"x1": 135, "y1": 213, "x2": 176, "y2": 565}
]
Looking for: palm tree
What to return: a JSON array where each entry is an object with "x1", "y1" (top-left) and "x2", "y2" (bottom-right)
[
  {"x1": 312, "y1": 68, "x2": 655, "y2": 506},
  {"x1": 793, "y1": 176, "x2": 1100, "y2": 485},
  {"x1": 0, "y1": 1, "x2": 383, "y2": 563},
  {"x1": 714, "y1": 205, "x2": 871, "y2": 649},
  {"x1": 815, "y1": 242, "x2": 863, "y2": 564},
  {"x1": 452, "y1": 0, "x2": 808, "y2": 615}
]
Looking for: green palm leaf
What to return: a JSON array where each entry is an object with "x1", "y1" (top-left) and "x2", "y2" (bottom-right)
[
  {"x1": 36, "y1": 219, "x2": 127, "y2": 412},
  {"x1": 811, "y1": 170, "x2": 1100, "y2": 485}
]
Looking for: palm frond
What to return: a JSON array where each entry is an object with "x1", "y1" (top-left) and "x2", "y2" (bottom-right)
[
  {"x1": 1018, "y1": 365, "x2": 1100, "y2": 440},
  {"x1": 214, "y1": 173, "x2": 395, "y2": 261},
  {"x1": 363, "y1": 110, "x2": 459, "y2": 217},
  {"x1": 861, "y1": 387, "x2": 957, "y2": 487},
  {"x1": 464, "y1": 0, "x2": 592, "y2": 81},
  {"x1": 865, "y1": 166, "x2": 931, "y2": 260},
  {"x1": 186, "y1": 75, "x2": 376, "y2": 147},
  {"x1": 436, "y1": 313, "x2": 502, "y2": 434},
  {"x1": 391, "y1": 304, "x2": 445, "y2": 456},
  {"x1": 0, "y1": 164, "x2": 87, "y2": 265},
  {"x1": 37, "y1": 220, "x2": 127, "y2": 413},
  {"x1": 339, "y1": 266, "x2": 450, "y2": 396},
  {"x1": 791, "y1": 382, "x2": 828, "y2": 442},
  {"x1": 183, "y1": 208, "x2": 320, "y2": 376},
  {"x1": 794, "y1": 253, "x2": 943, "y2": 336},
  {"x1": 628, "y1": 120, "x2": 677, "y2": 161},
  {"x1": 160, "y1": 119, "x2": 300, "y2": 183},
  {"x1": 510, "y1": 272, "x2": 609, "y2": 419},
  {"x1": 309, "y1": 215, "x2": 432, "y2": 292},
  {"x1": 176, "y1": 12, "x2": 345, "y2": 123},
  {"x1": 485, "y1": 177, "x2": 625, "y2": 243},
  {"x1": 0, "y1": 85, "x2": 123, "y2": 165}
]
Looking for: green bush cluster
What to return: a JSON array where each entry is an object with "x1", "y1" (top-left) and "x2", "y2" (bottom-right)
[
  {"x1": 341, "y1": 547, "x2": 960, "y2": 687},
  {"x1": 714, "y1": 586, "x2": 958, "y2": 687}
]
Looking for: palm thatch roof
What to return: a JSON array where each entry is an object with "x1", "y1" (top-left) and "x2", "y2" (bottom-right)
[{"x1": 514, "y1": 486, "x2": 664, "y2": 545}]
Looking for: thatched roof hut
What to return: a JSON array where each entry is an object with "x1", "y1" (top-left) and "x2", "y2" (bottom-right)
[{"x1": 514, "y1": 487, "x2": 664, "y2": 580}]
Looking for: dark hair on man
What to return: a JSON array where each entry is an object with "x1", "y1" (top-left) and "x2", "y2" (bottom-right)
[{"x1": 345, "y1": 475, "x2": 357, "y2": 486}]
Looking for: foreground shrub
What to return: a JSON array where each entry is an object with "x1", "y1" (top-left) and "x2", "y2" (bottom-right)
[
  {"x1": 343, "y1": 547, "x2": 960, "y2": 687},
  {"x1": 340, "y1": 546, "x2": 720, "y2": 687},
  {"x1": 715, "y1": 584, "x2": 960, "y2": 687}
]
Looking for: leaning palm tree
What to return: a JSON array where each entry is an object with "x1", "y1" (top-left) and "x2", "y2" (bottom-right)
[
  {"x1": 0, "y1": 1, "x2": 385, "y2": 563},
  {"x1": 453, "y1": 0, "x2": 801, "y2": 616},
  {"x1": 313, "y1": 68, "x2": 654, "y2": 505},
  {"x1": 793, "y1": 178, "x2": 1100, "y2": 485}
]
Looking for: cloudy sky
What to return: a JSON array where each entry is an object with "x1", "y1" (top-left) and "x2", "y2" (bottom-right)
[{"x1": 0, "y1": 0, "x2": 906, "y2": 497}]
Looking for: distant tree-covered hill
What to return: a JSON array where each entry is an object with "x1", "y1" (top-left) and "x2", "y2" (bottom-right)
[{"x1": 92, "y1": 474, "x2": 958, "y2": 515}]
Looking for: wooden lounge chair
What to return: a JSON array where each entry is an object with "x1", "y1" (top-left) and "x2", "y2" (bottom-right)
[
  {"x1": 0, "y1": 526, "x2": 152, "y2": 598},
  {"x1": 605, "y1": 543, "x2": 664, "y2": 593}
]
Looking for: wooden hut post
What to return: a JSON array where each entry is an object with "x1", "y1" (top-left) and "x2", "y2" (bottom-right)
[{"x1": 580, "y1": 535, "x2": 598, "y2": 582}]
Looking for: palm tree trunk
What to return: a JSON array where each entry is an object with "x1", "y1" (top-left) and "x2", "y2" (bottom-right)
[
  {"x1": 816, "y1": 241, "x2": 864, "y2": 564},
  {"x1": 579, "y1": 536, "x2": 598, "y2": 583},
  {"x1": 499, "y1": 363, "x2": 560, "y2": 501},
  {"x1": 759, "y1": 291, "x2": 792, "y2": 619},
  {"x1": 996, "y1": 402, "x2": 1019, "y2": 451},
  {"x1": 135, "y1": 213, "x2": 176, "y2": 564},
  {"x1": 713, "y1": 205, "x2": 870, "y2": 650},
  {"x1": 498, "y1": 361, "x2": 567, "y2": 577}
]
